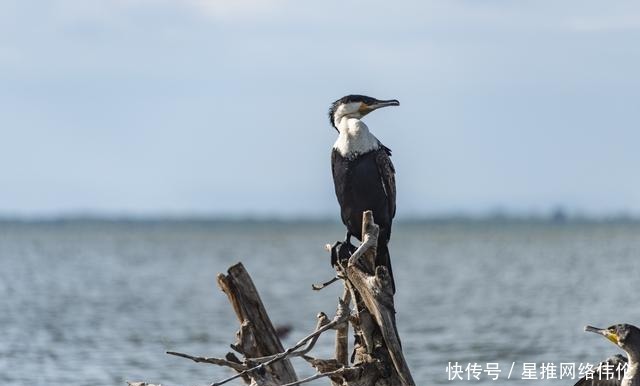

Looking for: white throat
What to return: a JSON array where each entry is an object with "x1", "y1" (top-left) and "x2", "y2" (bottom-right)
[
  {"x1": 332, "y1": 117, "x2": 380, "y2": 158},
  {"x1": 623, "y1": 358, "x2": 639, "y2": 386}
]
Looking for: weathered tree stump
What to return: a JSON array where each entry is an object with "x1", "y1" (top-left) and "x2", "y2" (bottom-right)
[
  {"x1": 217, "y1": 263, "x2": 298, "y2": 385},
  {"x1": 339, "y1": 211, "x2": 415, "y2": 386},
  {"x1": 218, "y1": 263, "x2": 298, "y2": 385},
  {"x1": 131, "y1": 210, "x2": 415, "y2": 386}
]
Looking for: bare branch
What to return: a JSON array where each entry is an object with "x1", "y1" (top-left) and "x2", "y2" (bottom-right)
[
  {"x1": 280, "y1": 368, "x2": 346, "y2": 386},
  {"x1": 210, "y1": 311, "x2": 350, "y2": 386},
  {"x1": 127, "y1": 382, "x2": 162, "y2": 386},
  {"x1": 165, "y1": 351, "x2": 246, "y2": 371},
  {"x1": 251, "y1": 312, "x2": 330, "y2": 361},
  {"x1": 312, "y1": 276, "x2": 340, "y2": 290},
  {"x1": 347, "y1": 211, "x2": 379, "y2": 271},
  {"x1": 334, "y1": 286, "x2": 351, "y2": 386}
]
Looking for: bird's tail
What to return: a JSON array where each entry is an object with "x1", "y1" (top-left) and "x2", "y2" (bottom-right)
[{"x1": 376, "y1": 242, "x2": 395, "y2": 293}]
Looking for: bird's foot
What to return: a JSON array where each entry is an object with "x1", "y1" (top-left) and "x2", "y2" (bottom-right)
[{"x1": 330, "y1": 240, "x2": 357, "y2": 267}]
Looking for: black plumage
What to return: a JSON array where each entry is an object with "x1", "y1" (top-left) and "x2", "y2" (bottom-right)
[
  {"x1": 574, "y1": 355, "x2": 628, "y2": 386},
  {"x1": 328, "y1": 94, "x2": 399, "y2": 291},
  {"x1": 330, "y1": 135, "x2": 396, "y2": 292},
  {"x1": 573, "y1": 324, "x2": 640, "y2": 386}
]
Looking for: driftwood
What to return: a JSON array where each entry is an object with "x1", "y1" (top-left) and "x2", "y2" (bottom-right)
[
  {"x1": 342, "y1": 211, "x2": 415, "y2": 386},
  {"x1": 216, "y1": 263, "x2": 298, "y2": 384},
  {"x1": 129, "y1": 210, "x2": 415, "y2": 386}
]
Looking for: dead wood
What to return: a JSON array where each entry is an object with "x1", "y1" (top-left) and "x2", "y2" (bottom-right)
[
  {"x1": 216, "y1": 263, "x2": 298, "y2": 384},
  {"x1": 341, "y1": 211, "x2": 415, "y2": 386},
  {"x1": 130, "y1": 211, "x2": 415, "y2": 386}
]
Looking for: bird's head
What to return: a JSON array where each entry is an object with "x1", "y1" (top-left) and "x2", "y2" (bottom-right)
[
  {"x1": 585, "y1": 324, "x2": 640, "y2": 352},
  {"x1": 328, "y1": 94, "x2": 399, "y2": 131}
]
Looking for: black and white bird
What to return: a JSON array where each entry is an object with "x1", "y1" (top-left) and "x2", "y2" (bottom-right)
[
  {"x1": 328, "y1": 94, "x2": 399, "y2": 292},
  {"x1": 574, "y1": 324, "x2": 640, "y2": 386}
]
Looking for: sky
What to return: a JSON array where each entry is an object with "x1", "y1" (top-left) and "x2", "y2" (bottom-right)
[{"x1": 1, "y1": 0, "x2": 639, "y2": 218}]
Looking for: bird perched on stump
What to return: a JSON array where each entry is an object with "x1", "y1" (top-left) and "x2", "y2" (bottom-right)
[
  {"x1": 328, "y1": 94, "x2": 399, "y2": 292},
  {"x1": 574, "y1": 324, "x2": 640, "y2": 386}
]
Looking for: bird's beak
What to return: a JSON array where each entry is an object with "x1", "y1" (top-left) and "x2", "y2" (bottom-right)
[
  {"x1": 359, "y1": 99, "x2": 400, "y2": 114},
  {"x1": 585, "y1": 325, "x2": 619, "y2": 344}
]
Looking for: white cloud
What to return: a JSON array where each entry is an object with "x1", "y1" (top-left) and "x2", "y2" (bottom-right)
[
  {"x1": 185, "y1": 0, "x2": 290, "y2": 21},
  {"x1": 45, "y1": 0, "x2": 291, "y2": 24}
]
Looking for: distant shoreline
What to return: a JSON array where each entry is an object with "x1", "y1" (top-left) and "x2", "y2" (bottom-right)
[{"x1": 0, "y1": 214, "x2": 638, "y2": 225}]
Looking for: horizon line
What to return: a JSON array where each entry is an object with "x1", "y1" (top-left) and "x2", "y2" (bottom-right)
[{"x1": 0, "y1": 211, "x2": 638, "y2": 224}]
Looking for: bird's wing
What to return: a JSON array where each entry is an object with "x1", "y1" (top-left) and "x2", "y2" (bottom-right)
[
  {"x1": 331, "y1": 149, "x2": 347, "y2": 222},
  {"x1": 573, "y1": 355, "x2": 628, "y2": 386},
  {"x1": 331, "y1": 148, "x2": 337, "y2": 184},
  {"x1": 375, "y1": 145, "x2": 396, "y2": 219},
  {"x1": 331, "y1": 149, "x2": 341, "y2": 201}
]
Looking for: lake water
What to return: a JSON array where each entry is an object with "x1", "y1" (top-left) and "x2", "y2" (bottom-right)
[{"x1": 1, "y1": 220, "x2": 639, "y2": 386}]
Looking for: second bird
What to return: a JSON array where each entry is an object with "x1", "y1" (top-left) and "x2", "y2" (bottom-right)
[{"x1": 328, "y1": 94, "x2": 399, "y2": 292}]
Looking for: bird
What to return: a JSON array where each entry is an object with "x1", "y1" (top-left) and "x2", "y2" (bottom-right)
[
  {"x1": 328, "y1": 94, "x2": 399, "y2": 292},
  {"x1": 574, "y1": 324, "x2": 640, "y2": 386}
]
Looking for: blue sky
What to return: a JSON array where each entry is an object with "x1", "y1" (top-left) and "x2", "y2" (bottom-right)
[{"x1": 1, "y1": 0, "x2": 639, "y2": 218}]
